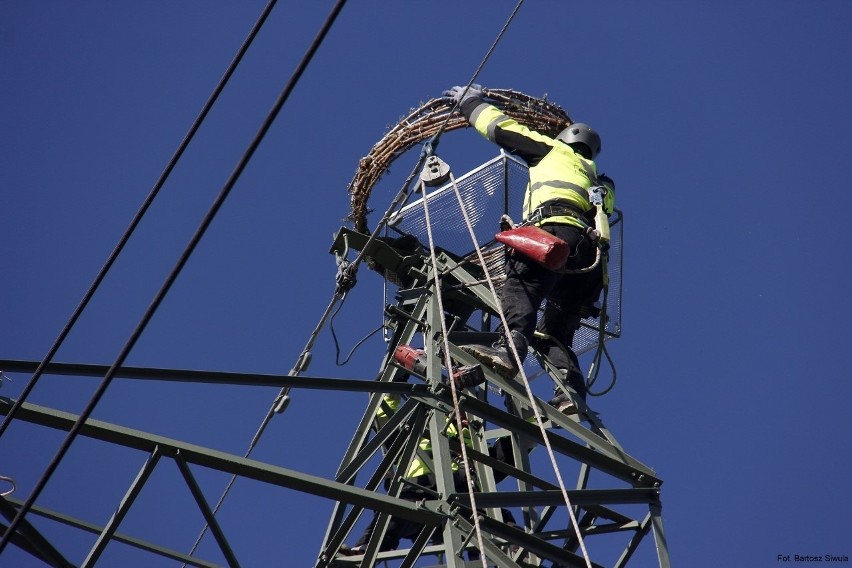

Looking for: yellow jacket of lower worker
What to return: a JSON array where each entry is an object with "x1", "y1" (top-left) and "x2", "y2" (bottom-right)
[
  {"x1": 406, "y1": 418, "x2": 473, "y2": 478},
  {"x1": 377, "y1": 394, "x2": 472, "y2": 480}
]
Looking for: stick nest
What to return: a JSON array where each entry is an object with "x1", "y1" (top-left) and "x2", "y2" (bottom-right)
[{"x1": 346, "y1": 89, "x2": 572, "y2": 234}]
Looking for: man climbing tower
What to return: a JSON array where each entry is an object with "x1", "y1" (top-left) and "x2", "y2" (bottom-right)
[
  {"x1": 443, "y1": 84, "x2": 616, "y2": 405},
  {"x1": 339, "y1": 394, "x2": 469, "y2": 555},
  {"x1": 340, "y1": 393, "x2": 515, "y2": 558}
]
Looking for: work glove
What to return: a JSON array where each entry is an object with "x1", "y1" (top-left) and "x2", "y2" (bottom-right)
[{"x1": 443, "y1": 84, "x2": 484, "y2": 106}]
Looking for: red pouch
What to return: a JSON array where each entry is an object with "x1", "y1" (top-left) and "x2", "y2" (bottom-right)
[{"x1": 495, "y1": 225, "x2": 569, "y2": 270}]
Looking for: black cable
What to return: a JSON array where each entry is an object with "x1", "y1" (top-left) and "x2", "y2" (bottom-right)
[
  {"x1": 330, "y1": 299, "x2": 385, "y2": 366},
  {"x1": 586, "y1": 260, "x2": 618, "y2": 397},
  {"x1": 0, "y1": 0, "x2": 279, "y2": 441},
  {"x1": 181, "y1": 287, "x2": 345, "y2": 566},
  {"x1": 0, "y1": 0, "x2": 347, "y2": 554},
  {"x1": 430, "y1": 0, "x2": 525, "y2": 149}
]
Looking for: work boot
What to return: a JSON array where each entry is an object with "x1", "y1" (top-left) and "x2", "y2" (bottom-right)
[
  {"x1": 337, "y1": 544, "x2": 365, "y2": 557},
  {"x1": 451, "y1": 364, "x2": 486, "y2": 389},
  {"x1": 548, "y1": 392, "x2": 578, "y2": 416},
  {"x1": 460, "y1": 330, "x2": 528, "y2": 380}
]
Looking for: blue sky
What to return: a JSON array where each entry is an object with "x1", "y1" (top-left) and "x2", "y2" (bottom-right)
[{"x1": 2, "y1": 1, "x2": 851, "y2": 567}]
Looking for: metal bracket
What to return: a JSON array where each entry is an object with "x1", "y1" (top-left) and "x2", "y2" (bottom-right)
[{"x1": 588, "y1": 184, "x2": 607, "y2": 206}]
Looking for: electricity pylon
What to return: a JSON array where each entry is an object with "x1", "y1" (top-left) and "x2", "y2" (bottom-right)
[
  {"x1": 0, "y1": 153, "x2": 667, "y2": 568},
  {"x1": 316, "y1": 153, "x2": 669, "y2": 567}
]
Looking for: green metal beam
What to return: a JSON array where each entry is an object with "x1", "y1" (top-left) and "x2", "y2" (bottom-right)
[
  {"x1": 452, "y1": 513, "x2": 605, "y2": 568},
  {"x1": 0, "y1": 359, "x2": 438, "y2": 395},
  {"x1": 3, "y1": 496, "x2": 223, "y2": 567},
  {"x1": 173, "y1": 451, "x2": 240, "y2": 567},
  {"x1": 449, "y1": 488, "x2": 662, "y2": 509},
  {"x1": 0, "y1": 397, "x2": 443, "y2": 526},
  {"x1": 81, "y1": 447, "x2": 163, "y2": 567},
  {"x1": 0, "y1": 496, "x2": 72, "y2": 567}
]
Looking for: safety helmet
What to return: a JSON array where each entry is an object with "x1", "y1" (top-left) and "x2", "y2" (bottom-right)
[{"x1": 556, "y1": 123, "x2": 601, "y2": 159}]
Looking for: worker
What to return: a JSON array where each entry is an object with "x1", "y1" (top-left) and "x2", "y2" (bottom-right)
[
  {"x1": 443, "y1": 84, "x2": 616, "y2": 407},
  {"x1": 340, "y1": 392, "x2": 515, "y2": 557},
  {"x1": 340, "y1": 402, "x2": 476, "y2": 555}
]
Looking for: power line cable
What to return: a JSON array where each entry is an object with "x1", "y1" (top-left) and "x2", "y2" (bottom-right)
[
  {"x1": 208, "y1": 2, "x2": 530, "y2": 563},
  {"x1": 0, "y1": 0, "x2": 347, "y2": 555},
  {"x1": 429, "y1": 0, "x2": 525, "y2": 149},
  {"x1": 178, "y1": 1, "x2": 351, "y2": 561},
  {"x1": 0, "y1": 0, "x2": 279, "y2": 441}
]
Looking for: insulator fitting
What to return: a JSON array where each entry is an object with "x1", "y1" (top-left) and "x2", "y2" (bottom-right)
[{"x1": 273, "y1": 394, "x2": 291, "y2": 414}]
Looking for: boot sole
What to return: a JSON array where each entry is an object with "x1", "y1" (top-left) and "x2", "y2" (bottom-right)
[{"x1": 459, "y1": 345, "x2": 518, "y2": 379}]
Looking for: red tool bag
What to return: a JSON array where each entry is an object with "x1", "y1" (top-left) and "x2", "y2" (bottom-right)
[{"x1": 495, "y1": 225, "x2": 569, "y2": 270}]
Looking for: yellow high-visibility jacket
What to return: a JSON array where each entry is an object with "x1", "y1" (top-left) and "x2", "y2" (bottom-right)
[
  {"x1": 406, "y1": 419, "x2": 473, "y2": 479},
  {"x1": 462, "y1": 100, "x2": 615, "y2": 228},
  {"x1": 375, "y1": 395, "x2": 472, "y2": 481}
]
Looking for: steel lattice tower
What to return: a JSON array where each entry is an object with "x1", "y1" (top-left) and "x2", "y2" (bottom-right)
[
  {"x1": 0, "y1": 154, "x2": 668, "y2": 567},
  {"x1": 316, "y1": 153, "x2": 668, "y2": 567}
]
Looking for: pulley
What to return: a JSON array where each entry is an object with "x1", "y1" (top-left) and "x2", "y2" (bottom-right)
[{"x1": 420, "y1": 155, "x2": 451, "y2": 187}]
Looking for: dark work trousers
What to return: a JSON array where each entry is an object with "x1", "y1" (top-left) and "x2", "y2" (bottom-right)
[
  {"x1": 355, "y1": 473, "x2": 466, "y2": 551},
  {"x1": 354, "y1": 473, "x2": 510, "y2": 558},
  {"x1": 355, "y1": 508, "x2": 431, "y2": 551},
  {"x1": 500, "y1": 223, "x2": 602, "y2": 396}
]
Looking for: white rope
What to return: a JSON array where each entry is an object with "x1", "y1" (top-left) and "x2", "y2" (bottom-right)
[
  {"x1": 420, "y1": 176, "x2": 489, "y2": 568},
  {"x1": 446, "y1": 170, "x2": 593, "y2": 567}
]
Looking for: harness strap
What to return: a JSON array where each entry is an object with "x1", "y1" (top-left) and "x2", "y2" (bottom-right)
[{"x1": 530, "y1": 202, "x2": 593, "y2": 227}]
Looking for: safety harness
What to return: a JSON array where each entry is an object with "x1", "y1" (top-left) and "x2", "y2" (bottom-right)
[
  {"x1": 501, "y1": 182, "x2": 612, "y2": 273},
  {"x1": 521, "y1": 154, "x2": 612, "y2": 251}
]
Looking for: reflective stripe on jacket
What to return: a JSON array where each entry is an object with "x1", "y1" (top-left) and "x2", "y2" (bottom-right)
[
  {"x1": 376, "y1": 394, "x2": 401, "y2": 419},
  {"x1": 464, "y1": 100, "x2": 615, "y2": 227},
  {"x1": 374, "y1": 396, "x2": 473, "y2": 480},
  {"x1": 405, "y1": 419, "x2": 473, "y2": 479}
]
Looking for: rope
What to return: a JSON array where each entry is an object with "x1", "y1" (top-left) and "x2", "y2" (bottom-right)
[
  {"x1": 408, "y1": 5, "x2": 530, "y2": 564},
  {"x1": 444, "y1": 169, "x2": 593, "y2": 567},
  {"x1": 0, "y1": 0, "x2": 280, "y2": 443},
  {"x1": 0, "y1": 0, "x2": 348, "y2": 556},
  {"x1": 420, "y1": 177, "x2": 489, "y2": 567}
]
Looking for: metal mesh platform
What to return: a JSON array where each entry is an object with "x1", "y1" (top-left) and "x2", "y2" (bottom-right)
[{"x1": 384, "y1": 152, "x2": 623, "y2": 355}]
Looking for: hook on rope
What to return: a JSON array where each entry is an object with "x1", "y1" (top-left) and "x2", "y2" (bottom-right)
[
  {"x1": 420, "y1": 137, "x2": 439, "y2": 159},
  {"x1": 0, "y1": 475, "x2": 15, "y2": 497}
]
